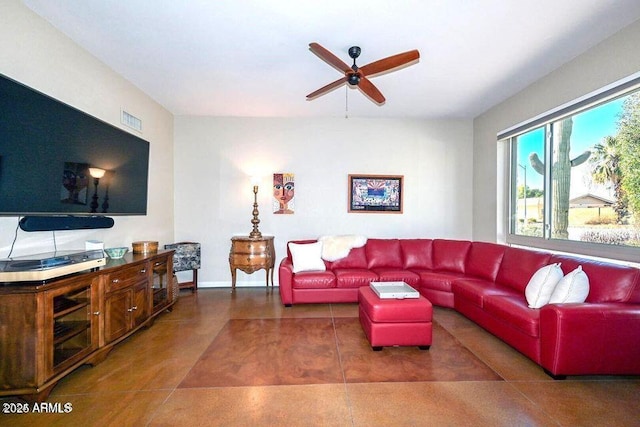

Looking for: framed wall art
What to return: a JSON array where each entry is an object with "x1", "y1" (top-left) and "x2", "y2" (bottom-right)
[
  {"x1": 348, "y1": 174, "x2": 403, "y2": 213},
  {"x1": 273, "y1": 172, "x2": 295, "y2": 214}
]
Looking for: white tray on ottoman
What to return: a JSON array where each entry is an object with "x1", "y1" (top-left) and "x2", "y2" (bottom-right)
[{"x1": 370, "y1": 281, "x2": 420, "y2": 299}]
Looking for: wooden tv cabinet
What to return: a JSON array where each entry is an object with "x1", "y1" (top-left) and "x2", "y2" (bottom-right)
[{"x1": 0, "y1": 250, "x2": 176, "y2": 403}]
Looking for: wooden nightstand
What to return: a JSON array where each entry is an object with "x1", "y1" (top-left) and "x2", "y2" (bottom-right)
[{"x1": 229, "y1": 235, "x2": 275, "y2": 289}]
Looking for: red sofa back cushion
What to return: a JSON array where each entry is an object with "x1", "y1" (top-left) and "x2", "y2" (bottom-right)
[
  {"x1": 496, "y1": 247, "x2": 551, "y2": 292},
  {"x1": 400, "y1": 239, "x2": 434, "y2": 270},
  {"x1": 366, "y1": 239, "x2": 402, "y2": 269},
  {"x1": 432, "y1": 239, "x2": 471, "y2": 273},
  {"x1": 550, "y1": 254, "x2": 640, "y2": 303},
  {"x1": 466, "y1": 241, "x2": 507, "y2": 281},
  {"x1": 329, "y1": 246, "x2": 368, "y2": 269}
]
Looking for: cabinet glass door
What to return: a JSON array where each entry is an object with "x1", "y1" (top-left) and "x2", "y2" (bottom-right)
[
  {"x1": 46, "y1": 280, "x2": 97, "y2": 375},
  {"x1": 151, "y1": 259, "x2": 170, "y2": 313}
]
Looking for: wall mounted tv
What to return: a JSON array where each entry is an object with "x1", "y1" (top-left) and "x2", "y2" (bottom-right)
[{"x1": 0, "y1": 74, "x2": 150, "y2": 216}]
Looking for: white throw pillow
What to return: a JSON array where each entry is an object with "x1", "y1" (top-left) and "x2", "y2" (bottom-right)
[
  {"x1": 549, "y1": 265, "x2": 589, "y2": 304},
  {"x1": 525, "y1": 263, "x2": 564, "y2": 309},
  {"x1": 288, "y1": 242, "x2": 326, "y2": 273}
]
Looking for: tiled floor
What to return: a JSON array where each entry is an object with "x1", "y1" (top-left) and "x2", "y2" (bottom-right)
[{"x1": 2, "y1": 288, "x2": 639, "y2": 426}]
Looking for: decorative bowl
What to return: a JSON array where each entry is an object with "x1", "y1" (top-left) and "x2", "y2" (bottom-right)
[{"x1": 104, "y1": 247, "x2": 129, "y2": 259}]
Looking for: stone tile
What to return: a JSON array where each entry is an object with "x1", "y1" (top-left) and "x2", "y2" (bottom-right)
[
  {"x1": 149, "y1": 385, "x2": 353, "y2": 427},
  {"x1": 512, "y1": 380, "x2": 640, "y2": 426},
  {"x1": 347, "y1": 382, "x2": 558, "y2": 426},
  {"x1": 335, "y1": 319, "x2": 502, "y2": 383},
  {"x1": 0, "y1": 390, "x2": 170, "y2": 427},
  {"x1": 179, "y1": 318, "x2": 344, "y2": 388}
]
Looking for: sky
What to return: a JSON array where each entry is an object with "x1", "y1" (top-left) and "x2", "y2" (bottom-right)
[{"x1": 516, "y1": 96, "x2": 626, "y2": 197}]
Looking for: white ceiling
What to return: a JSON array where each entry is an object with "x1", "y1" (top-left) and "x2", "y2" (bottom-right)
[{"x1": 23, "y1": 0, "x2": 640, "y2": 119}]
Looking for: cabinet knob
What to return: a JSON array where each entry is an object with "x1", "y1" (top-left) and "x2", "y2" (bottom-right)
[
  {"x1": 93, "y1": 311, "x2": 100, "y2": 316},
  {"x1": 132, "y1": 305, "x2": 138, "y2": 310},
  {"x1": 112, "y1": 279, "x2": 119, "y2": 283},
  {"x1": 140, "y1": 269, "x2": 147, "y2": 273}
]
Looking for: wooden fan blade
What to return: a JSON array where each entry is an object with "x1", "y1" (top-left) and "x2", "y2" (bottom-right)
[
  {"x1": 306, "y1": 76, "x2": 348, "y2": 100},
  {"x1": 309, "y1": 42, "x2": 352, "y2": 73},
  {"x1": 360, "y1": 50, "x2": 420, "y2": 77},
  {"x1": 358, "y1": 77, "x2": 385, "y2": 105}
]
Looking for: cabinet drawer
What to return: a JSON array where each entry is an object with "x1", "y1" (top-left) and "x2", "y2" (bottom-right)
[
  {"x1": 105, "y1": 265, "x2": 148, "y2": 292},
  {"x1": 232, "y1": 240, "x2": 269, "y2": 253},
  {"x1": 230, "y1": 253, "x2": 270, "y2": 267},
  {"x1": 152, "y1": 259, "x2": 169, "y2": 275}
]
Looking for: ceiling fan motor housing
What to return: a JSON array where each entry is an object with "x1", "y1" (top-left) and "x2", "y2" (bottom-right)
[
  {"x1": 348, "y1": 46, "x2": 362, "y2": 84},
  {"x1": 348, "y1": 73, "x2": 361, "y2": 85}
]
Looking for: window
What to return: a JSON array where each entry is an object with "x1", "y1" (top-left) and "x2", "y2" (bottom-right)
[{"x1": 502, "y1": 75, "x2": 640, "y2": 262}]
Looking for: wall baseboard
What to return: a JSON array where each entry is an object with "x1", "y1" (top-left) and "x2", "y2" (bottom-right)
[{"x1": 188, "y1": 281, "x2": 278, "y2": 288}]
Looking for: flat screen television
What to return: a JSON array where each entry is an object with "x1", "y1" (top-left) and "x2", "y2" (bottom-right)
[{"x1": 0, "y1": 74, "x2": 150, "y2": 216}]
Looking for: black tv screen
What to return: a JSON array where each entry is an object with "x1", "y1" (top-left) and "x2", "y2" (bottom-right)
[{"x1": 0, "y1": 74, "x2": 149, "y2": 216}]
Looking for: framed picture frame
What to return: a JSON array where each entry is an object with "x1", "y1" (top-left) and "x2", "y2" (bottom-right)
[{"x1": 348, "y1": 174, "x2": 403, "y2": 213}]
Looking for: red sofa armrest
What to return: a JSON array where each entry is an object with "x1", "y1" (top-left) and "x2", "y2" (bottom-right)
[
  {"x1": 540, "y1": 303, "x2": 640, "y2": 376},
  {"x1": 278, "y1": 258, "x2": 294, "y2": 306}
]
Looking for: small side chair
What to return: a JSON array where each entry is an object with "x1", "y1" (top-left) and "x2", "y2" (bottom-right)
[{"x1": 164, "y1": 241, "x2": 201, "y2": 292}]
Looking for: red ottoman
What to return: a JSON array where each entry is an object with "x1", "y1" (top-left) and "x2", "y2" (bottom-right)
[{"x1": 358, "y1": 286, "x2": 433, "y2": 351}]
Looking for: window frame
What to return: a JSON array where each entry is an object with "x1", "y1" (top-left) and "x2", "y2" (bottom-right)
[{"x1": 500, "y1": 72, "x2": 640, "y2": 263}]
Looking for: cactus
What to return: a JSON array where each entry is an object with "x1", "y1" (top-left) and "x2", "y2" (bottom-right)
[{"x1": 528, "y1": 118, "x2": 590, "y2": 239}]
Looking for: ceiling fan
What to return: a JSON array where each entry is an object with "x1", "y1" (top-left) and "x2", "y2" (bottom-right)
[{"x1": 306, "y1": 42, "x2": 420, "y2": 105}]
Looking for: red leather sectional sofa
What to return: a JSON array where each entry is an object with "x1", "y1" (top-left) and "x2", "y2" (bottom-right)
[{"x1": 278, "y1": 238, "x2": 640, "y2": 377}]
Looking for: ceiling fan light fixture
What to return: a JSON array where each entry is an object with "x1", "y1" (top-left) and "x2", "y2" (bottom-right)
[{"x1": 348, "y1": 74, "x2": 360, "y2": 85}]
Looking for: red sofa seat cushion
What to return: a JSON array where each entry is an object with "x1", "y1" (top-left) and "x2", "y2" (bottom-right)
[
  {"x1": 466, "y1": 241, "x2": 507, "y2": 281},
  {"x1": 415, "y1": 270, "x2": 466, "y2": 293},
  {"x1": 550, "y1": 254, "x2": 640, "y2": 303},
  {"x1": 400, "y1": 239, "x2": 434, "y2": 270},
  {"x1": 373, "y1": 269, "x2": 420, "y2": 287},
  {"x1": 483, "y1": 294, "x2": 540, "y2": 338},
  {"x1": 451, "y1": 277, "x2": 519, "y2": 308},
  {"x1": 334, "y1": 269, "x2": 378, "y2": 288},
  {"x1": 366, "y1": 239, "x2": 403, "y2": 269},
  {"x1": 432, "y1": 239, "x2": 471, "y2": 273},
  {"x1": 292, "y1": 271, "x2": 336, "y2": 289},
  {"x1": 496, "y1": 247, "x2": 551, "y2": 293}
]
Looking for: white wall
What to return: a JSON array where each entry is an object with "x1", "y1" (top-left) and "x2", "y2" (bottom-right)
[
  {"x1": 174, "y1": 117, "x2": 473, "y2": 287},
  {"x1": 0, "y1": 1, "x2": 174, "y2": 257},
  {"x1": 472, "y1": 18, "x2": 640, "y2": 243}
]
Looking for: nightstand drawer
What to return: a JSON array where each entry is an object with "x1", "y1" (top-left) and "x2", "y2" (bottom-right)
[
  {"x1": 231, "y1": 240, "x2": 269, "y2": 253},
  {"x1": 230, "y1": 252, "x2": 270, "y2": 267}
]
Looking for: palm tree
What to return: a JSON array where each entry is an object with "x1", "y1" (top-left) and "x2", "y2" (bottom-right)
[{"x1": 590, "y1": 135, "x2": 628, "y2": 223}]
